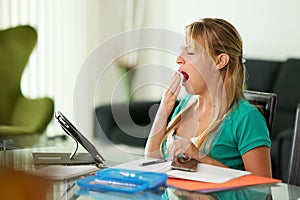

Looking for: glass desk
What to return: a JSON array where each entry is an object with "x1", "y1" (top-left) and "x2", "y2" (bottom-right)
[{"x1": 1, "y1": 146, "x2": 300, "y2": 200}]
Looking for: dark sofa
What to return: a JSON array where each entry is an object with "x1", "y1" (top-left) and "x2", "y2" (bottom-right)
[
  {"x1": 94, "y1": 101, "x2": 179, "y2": 147},
  {"x1": 94, "y1": 57, "x2": 300, "y2": 182},
  {"x1": 94, "y1": 101, "x2": 160, "y2": 147},
  {"x1": 245, "y1": 58, "x2": 300, "y2": 181}
]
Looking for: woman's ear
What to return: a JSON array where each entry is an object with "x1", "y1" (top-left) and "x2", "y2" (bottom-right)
[{"x1": 215, "y1": 53, "x2": 229, "y2": 70}]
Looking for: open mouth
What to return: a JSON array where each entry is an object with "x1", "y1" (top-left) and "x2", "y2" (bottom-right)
[{"x1": 180, "y1": 71, "x2": 189, "y2": 83}]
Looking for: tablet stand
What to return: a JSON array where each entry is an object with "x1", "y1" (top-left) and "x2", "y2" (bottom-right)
[{"x1": 68, "y1": 134, "x2": 79, "y2": 160}]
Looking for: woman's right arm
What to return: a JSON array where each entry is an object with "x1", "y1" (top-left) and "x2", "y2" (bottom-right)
[{"x1": 144, "y1": 72, "x2": 181, "y2": 158}]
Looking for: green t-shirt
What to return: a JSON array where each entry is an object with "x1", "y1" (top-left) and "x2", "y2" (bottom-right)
[{"x1": 164, "y1": 94, "x2": 271, "y2": 170}]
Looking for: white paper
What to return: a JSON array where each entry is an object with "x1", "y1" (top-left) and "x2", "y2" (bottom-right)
[
  {"x1": 167, "y1": 163, "x2": 251, "y2": 183},
  {"x1": 31, "y1": 165, "x2": 99, "y2": 180},
  {"x1": 113, "y1": 158, "x2": 251, "y2": 183}
]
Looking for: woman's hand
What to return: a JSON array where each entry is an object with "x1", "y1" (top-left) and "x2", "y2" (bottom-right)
[
  {"x1": 145, "y1": 71, "x2": 181, "y2": 158},
  {"x1": 167, "y1": 138, "x2": 228, "y2": 168},
  {"x1": 167, "y1": 138, "x2": 202, "y2": 161},
  {"x1": 160, "y1": 72, "x2": 181, "y2": 117}
]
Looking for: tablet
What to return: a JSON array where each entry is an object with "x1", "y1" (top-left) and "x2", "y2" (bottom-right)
[
  {"x1": 32, "y1": 111, "x2": 106, "y2": 165},
  {"x1": 54, "y1": 111, "x2": 105, "y2": 164}
]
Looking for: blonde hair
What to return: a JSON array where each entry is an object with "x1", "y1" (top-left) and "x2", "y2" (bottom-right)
[
  {"x1": 186, "y1": 18, "x2": 246, "y2": 108},
  {"x1": 160, "y1": 18, "x2": 246, "y2": 153}
]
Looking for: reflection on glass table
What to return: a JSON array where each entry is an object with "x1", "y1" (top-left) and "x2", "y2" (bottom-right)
[
  {"x1": 75, "y1": 183, "x2": 300, "y2": 200},
  {"x1": 163, "y1": 187, "x2": 271, "y2": 200}
]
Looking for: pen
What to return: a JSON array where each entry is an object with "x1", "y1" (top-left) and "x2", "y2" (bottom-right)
[{"x1": 140, "y1": 159, "x2": 168, "y2": 166}]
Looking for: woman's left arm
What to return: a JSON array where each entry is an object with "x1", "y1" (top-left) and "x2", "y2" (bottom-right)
[
  {"x1": 242, "y1": 146, "x2": 272, "y2": 178},
  {"x1": 167, "y1": 138, "x2": 272, "y2": 177}
]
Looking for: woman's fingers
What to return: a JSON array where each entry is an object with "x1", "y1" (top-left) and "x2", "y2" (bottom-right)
[
  {"x1": 160, "y1": 72, "x2": 181, "y2": 116},
  {"x1": 167, "y1": 139, "x2": 190, "y2": 159},
  {"x1": 168, "y1": 143, "x2": 181, "y2": 159},
  {"x1": 167, "y1": 138, "x2": 201, "y2": 160},
  {"x1": 173, "y1": 81, "x2": 181, "y2": 97},
  {"x1": 168, "y1": 72, "x2": 181, "y2": 95}
]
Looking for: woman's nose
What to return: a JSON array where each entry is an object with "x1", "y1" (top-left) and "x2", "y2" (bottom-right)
[{"x1": 176, "y1": 55, "x2": 185, "y2": 65}]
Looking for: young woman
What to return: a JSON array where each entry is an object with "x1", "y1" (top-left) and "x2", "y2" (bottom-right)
[{"x1": 145, "y1": 18, "x2": 272, "y2": 178}]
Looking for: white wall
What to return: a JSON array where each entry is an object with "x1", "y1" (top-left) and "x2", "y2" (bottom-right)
[{"x1": 160, "y1": 0, "x2": 300, "y2": 60}]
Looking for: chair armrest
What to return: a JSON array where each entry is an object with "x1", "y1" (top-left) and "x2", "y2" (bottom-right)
[
  {"x1": 11, "y1": 95, "x2": 54, "y2": 134},
  {"x1": 271, "y1": 128, "x2": 293, "y2": 180}
]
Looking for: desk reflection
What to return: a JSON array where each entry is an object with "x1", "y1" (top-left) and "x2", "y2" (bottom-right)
[
  {"x1": 163, "y1": 186, "x2": 271, "y2": 200},
  {"x1": 75, "y1": 186, "x2": 271, "y2": 200}
]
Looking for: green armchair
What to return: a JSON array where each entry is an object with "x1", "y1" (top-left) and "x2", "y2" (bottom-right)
[{"x1": 0, "y1": 25, "x2": 54, "y2": 148}]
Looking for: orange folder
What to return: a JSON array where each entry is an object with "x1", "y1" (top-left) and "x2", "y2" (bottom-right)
[{"x1": 167, "y1": 174, "x2": 281, "y2": 192}]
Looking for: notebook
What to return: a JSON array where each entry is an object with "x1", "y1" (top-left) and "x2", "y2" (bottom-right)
[{"x1": 32, "y1": 111, "x2": 108, "y2": 166}]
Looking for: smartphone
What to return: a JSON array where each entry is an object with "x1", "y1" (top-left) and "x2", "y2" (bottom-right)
[{"x1": 171, "y1": 157, "x2": 198, "y2": 172}]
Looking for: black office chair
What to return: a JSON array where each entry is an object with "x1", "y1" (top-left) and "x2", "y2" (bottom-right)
[
  {"x1": 287, "y1": 103, "x2": 300, "y2": 186},
  {"x1": 243, "y1": 90, "x2": 278, "y2": 180},
  {"x1": 243, "y1": 90, "x2": 277, "y2": 135}
]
